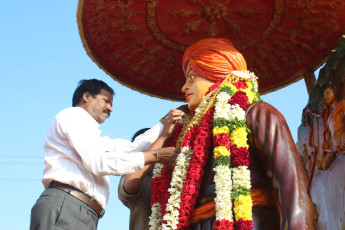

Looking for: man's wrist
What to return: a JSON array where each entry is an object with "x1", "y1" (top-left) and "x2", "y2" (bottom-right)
[
  {"x1": 143, "y1": 150, "x2": 156, "y2": 165},
  {"x1": 155, "y1": 149, "x2": 159, "y2": 163}
]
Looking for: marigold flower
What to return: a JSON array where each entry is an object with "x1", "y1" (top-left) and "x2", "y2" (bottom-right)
[
  {"x1": 214, "y1": 146, "x2": 231, "y2": 158},
  {"x1": 234, "y1": 194, "x2": 253, "y2": 221},
  {"x1": 230, "y1": 127, "x2": 248, "y2": 148},
  {"x1": 213, "y1": 126, "x2": 230, "y2": 136},
  {"x1": 242, "y1": 87, "x2": 255, "y2": 104}
]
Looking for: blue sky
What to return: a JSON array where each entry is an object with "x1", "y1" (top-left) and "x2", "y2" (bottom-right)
[{"x1": 0, "y1": 1, "x2": 312, "y2": 229}]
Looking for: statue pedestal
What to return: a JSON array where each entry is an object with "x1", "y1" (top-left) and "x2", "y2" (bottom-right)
[{"x1": 310, "y1": 155, "x2": 345, "y2": 229}]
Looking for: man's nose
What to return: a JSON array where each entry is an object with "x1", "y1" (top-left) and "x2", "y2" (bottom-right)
[{"x1": 108, "y1": 104, "x2": 113, "y2": 112}]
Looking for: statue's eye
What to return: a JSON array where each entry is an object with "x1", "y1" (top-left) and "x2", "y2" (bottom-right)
[{"x1": 190, "y1": 74, "x2": 195, "y2": 80}]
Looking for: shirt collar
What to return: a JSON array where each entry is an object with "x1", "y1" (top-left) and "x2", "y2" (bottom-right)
[{"x1": 76, "y1": 107, "x2": 100, "y2": 128}]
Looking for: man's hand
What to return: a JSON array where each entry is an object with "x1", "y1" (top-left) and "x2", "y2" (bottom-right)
[
  {"x1": 144, "y1": 147, "x2": 180, "y2": 166},
  {"x1": 156, "y1": 147, "x2": 180, "y2": 165},
  {"x1": 161, "y1": 109, "x2": 185, "y2": 138},
  {"x1": 176, "y1": 104, "x2": 190, "y2": 114}
]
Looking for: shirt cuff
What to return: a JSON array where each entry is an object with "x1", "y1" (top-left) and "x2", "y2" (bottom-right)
[
  {"x1": 119, "y1": 176, "x2": 136, "y2": 196},
  {"x1": 137, "y1": 152, "x2": 145, "y2": 170},
  {"x1": 154, "y1": 121, "x2": 164, "y2": 135}
]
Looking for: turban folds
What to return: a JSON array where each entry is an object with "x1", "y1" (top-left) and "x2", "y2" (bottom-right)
[{"x1": 182, "y1": 37, "x2": 247, "y2": 82}]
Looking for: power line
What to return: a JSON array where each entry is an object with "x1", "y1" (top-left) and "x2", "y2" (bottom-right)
[
  {"x1": 0, "y1": 178, "x2": 120, "y2": 182},
  {"x1": 0, "y1": 155, "x2": 41, "y2": 158},
  {"x1": 0, "y1": 162, "x2": 43, "y2": 164},
  {"x1": 0, "y1": 178, "x2": 41, "y2": 181}
]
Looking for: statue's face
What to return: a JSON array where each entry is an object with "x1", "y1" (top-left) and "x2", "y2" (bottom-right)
[
  {"x1": 324, "y1": 87, "x2": 336, "y2": 105},
  {"x1": 181, "y1": 64, "x2": 214, "y2": 111}
]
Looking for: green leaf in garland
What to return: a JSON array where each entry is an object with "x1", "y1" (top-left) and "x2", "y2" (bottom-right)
[
  {"x1": 228, "y1": 117, "x2": 251, "y2": 133},
  {"x1": 213, "y1": 118, "x2": 231, "y2": 128},
  {"x1": 249, "y1": 81, "x2": 262, "y2": 102},
  {"x1": 214, "y1": 156, "x2": 231, "y2": 167},
  {"x1": 253, "y1": 92, "x2": 263, "y2": 102},
  {"x1": 214, "y1": 117, "x2": 251, "y2": 133},
  {"x1": 231, "y1": 187, "x2": 251, "y2": 200},
  {"x1": 219, "y1": 86, "x2": 234, "y2": 96}
]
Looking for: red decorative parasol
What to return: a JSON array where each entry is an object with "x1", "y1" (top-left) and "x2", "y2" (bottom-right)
[{"x1": 77, "y1": 0, "x2": 345, "y2": 101}]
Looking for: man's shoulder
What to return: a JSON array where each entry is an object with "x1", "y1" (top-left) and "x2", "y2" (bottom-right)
[
  {"x1": 56, "y1": 107, "x2": 85, "y2": 118},
  {"x1": 54, "y1": 107, "x2": 90, "y2": 125}
]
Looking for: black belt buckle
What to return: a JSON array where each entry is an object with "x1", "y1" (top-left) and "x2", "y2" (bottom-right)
[{"x1": 99, "y1": 209, "x2": 105, "y2": 218}]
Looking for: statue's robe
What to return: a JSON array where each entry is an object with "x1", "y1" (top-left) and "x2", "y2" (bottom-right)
[
  {"x1": 190, "y1": 101, "x2": 314, "y2": 230},
  {"x1": 118, "y1": 101, "x2": 314, "y2": 230}
]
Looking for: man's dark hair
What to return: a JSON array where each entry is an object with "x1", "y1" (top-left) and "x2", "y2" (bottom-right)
[
  {"x1": 131, "y1": 128, "x2": 150, "y2": 142},
  {"x1": 72, "y1": 79, "x2": 115, "y2": 106}
]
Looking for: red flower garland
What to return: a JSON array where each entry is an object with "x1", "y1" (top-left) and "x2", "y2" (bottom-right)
[
  {"x1": 165, "y1": 123, "x2": 183, "y2": 147},
  {"x1": 150, "y1": 108, "x2": 215, "y2": 229},
  {"x1": 214, "y1": 133, "x2": 231, "y2": 149},
  {"x1": 150, "y1": 123, "x2": 183, "y2": 210},
  {"x1": 228, "y1": 91, "x2": 248, "y2": 110},
  {"x1": 233, "y1": 80, "x2": 248, "y2": 89},
  {"x1": 214, "y1": 219, "x2": 234, "y2": 230},
  {"x1": 230, "y1": 144, "x2": 250, "y2": 167},
  {"x1": 235, "y1": 219, "x2": 255, "y2": 229},
  {"x1": 176, "y1": 108, "x2": 215, "y2": 229},
  {"x1": 206, "y1": 78, "x2": 225, "y2": 95}
]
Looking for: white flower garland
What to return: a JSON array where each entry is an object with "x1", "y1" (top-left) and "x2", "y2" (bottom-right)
[
  {"x1": 214, "y1": 165, "x2": 233, "y2": 220},
  {"x1": 162, "y1": 147, "x2": 192, "y2": 229},
  {"x1": 149, "y1": 163, "x2": 164, "y2": 229},
  {"x1": 232, "y1": 166, "x2": 251, "y2": 189}
]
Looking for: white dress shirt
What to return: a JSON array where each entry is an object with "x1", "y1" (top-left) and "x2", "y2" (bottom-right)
[{"x1": 42, "y1": 107, "x2": 162, "y2": 208}]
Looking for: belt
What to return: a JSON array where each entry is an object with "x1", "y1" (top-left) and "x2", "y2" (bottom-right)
[{"x1": 48, "y1": 181, "x2": 105, "y2": 218}]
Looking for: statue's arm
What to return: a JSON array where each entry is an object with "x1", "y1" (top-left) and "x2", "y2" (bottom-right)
[{"x1": 246, "y1": 102, "x2": 314, "y2": 230}]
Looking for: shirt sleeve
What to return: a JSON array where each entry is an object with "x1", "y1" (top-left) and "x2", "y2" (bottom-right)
[
  {"x1": 57, "y1": 110, "x2": 162, "y2": 176},
  {"x1": 132, "y1": 122, "x2": 164, "y2": 151},
  {"x1": 118, "y1": 175, "x2": 140, "y2": 205},
  {"x1": 118, "y1": 174, "x2": 153, "y2": 230}
]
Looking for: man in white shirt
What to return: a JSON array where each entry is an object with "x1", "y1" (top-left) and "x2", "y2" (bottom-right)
[{"x1": 30, "y1": 79, "x2": 184, "y2": 230}]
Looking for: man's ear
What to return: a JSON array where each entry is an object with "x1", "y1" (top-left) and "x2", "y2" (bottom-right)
[{"x1": 81, "y1": 92, "x2": 92, "y2": 103}]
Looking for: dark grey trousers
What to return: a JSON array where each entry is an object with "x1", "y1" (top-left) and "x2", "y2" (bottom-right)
[{"x1": 30, "y1": 188, "x2": 99, "y2": 230}]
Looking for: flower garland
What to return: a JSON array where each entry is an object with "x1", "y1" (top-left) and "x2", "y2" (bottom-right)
[
  {"x1": 150, "y1": 71, "x2": 261, "y2": 230},
  {"x1": 213, "y1": 71, "x2": 259, "y2": 229}
]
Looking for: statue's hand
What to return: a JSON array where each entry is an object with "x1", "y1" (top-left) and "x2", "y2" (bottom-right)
[
  {"x1": 337, "y1": 141, "x2": 345, "y2": 151},
  {"x1": 321, "y1": 141, "x2": 329, "y2": 150},
  {"x1": 319, "y1": 150, "x2": 336, "y2": 170}
]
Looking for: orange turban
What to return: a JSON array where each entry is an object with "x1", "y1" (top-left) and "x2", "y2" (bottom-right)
[{"x1": 182, "y1": 37, "x2": 247, "y2": 82}]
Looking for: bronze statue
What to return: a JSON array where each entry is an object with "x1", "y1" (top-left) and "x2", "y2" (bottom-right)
[
  {"x1": 119, "y1": 37, "x2": 314, "y2": 230},
  {"x1": 319, "y1": 86, "x2": 345, "y2": 169}
]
